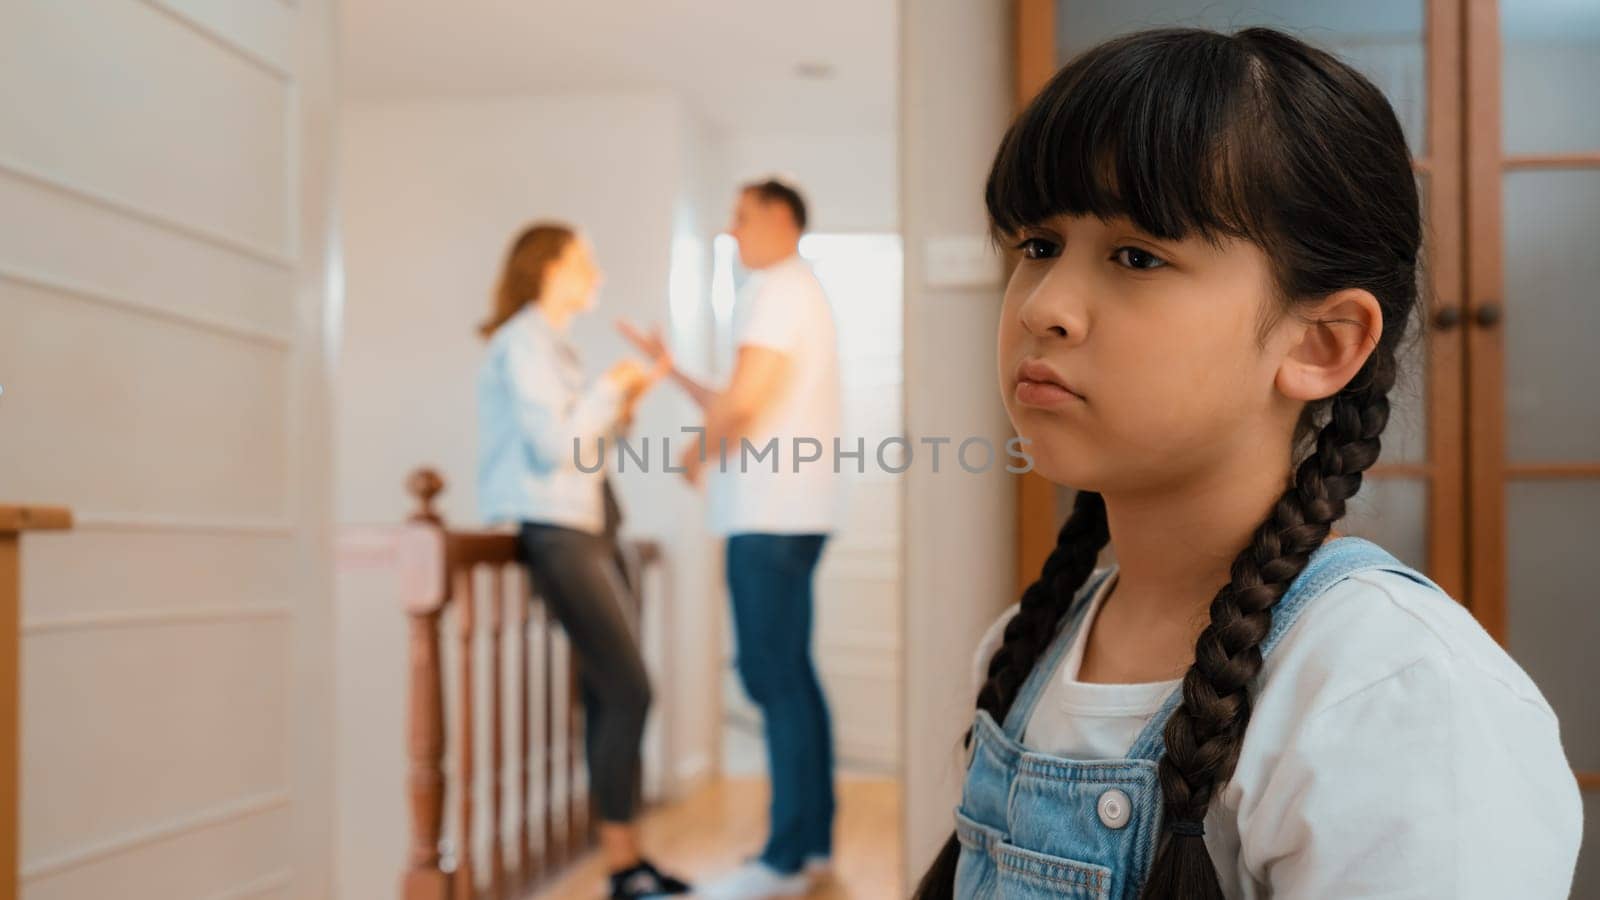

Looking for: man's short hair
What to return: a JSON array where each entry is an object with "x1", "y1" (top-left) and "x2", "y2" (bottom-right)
[{"x1": 742, "y1": 178, "x2": 808, "y2": 231}]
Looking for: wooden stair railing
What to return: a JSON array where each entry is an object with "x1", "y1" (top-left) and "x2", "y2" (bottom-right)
[
  {"x1": 398, "y1": 469, "x2": 656, "y2": 900},
  {"x1": 1, "y1": 505, "x2": 72, "y2": 900}
]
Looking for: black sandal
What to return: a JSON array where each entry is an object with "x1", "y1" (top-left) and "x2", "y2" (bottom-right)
[{"x1": 610, "y1": 859, "x2": 692, "y2": 898}]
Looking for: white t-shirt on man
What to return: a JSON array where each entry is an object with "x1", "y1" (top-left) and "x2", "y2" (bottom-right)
[{"x1": 707, "y1": 254, "x2": 843, "y2": 536}]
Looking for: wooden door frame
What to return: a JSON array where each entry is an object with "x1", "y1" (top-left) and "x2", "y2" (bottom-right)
[
  {"x1": 1014, "y1": 0, "x2": 1063, "y2": 590},
  {"x1": 0, "y1": 506, "x2": 72, "y2": 900},
  {"x1": 1011, "y1": 0, "x2": 1472, "y2": 600},
  {"x1": 1464, "y1": 0, "x2": 1600, "y2": 634},
  {"x1": 1422, "y1": 0, "x2": 1468, "y2": 602},
  {"x1": 1, "y1": 531, "x2": 15, "y2": 900},
  {"x1": 1463, "y1": 0, "x2": 1507, "y2": 639},
  {"x1": 1463, "y1": 0, "x2": 1600, "y2": 791}
]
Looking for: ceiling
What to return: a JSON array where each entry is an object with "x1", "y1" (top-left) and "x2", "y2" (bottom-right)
[{"x1": 340, "y1": 0, "x2": 898, "y2": 135}]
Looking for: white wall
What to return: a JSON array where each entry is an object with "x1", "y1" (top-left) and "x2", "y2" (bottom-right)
[
  {"x1": 335, "y1": 89, "x2": 726, "y2": 896},
  {"x1": 0, "y1": 0, "x2": 337, "y2": 897},
  {"x1": 331, "y1": 532, "x2": 412, "y2": 900},
  {"x1": 660, "y1": 101, "x2": 728, "y2": 791},
  {"x1": 899, "y1": 0, "x2": 1016, "y2": 882},
  {"x1": 810, "y1": 236, "x2": 905, "y2": 770},
  {"x1": 721, "y1": 132, "x2": 898, "y2": 233}
]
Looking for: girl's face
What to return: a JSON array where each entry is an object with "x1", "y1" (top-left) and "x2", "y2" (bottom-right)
[{"x1": 998, "y1": 214, "x2": 1301, "y2": 495}]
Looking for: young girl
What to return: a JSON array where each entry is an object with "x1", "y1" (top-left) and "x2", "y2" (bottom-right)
[{"x1": 916, "y1": 27, "x2": 1582, "y2": 900}]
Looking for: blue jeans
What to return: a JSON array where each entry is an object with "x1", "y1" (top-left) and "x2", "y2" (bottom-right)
[{"x1": 726, "y1": 533, "x2": 835, "y2": 874}]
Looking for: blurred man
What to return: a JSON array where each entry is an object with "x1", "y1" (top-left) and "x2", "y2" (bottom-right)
[{"x1": 621, "y1": 179, "x2": 842, "y2": 899}]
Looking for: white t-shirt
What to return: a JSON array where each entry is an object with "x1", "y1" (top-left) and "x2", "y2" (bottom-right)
[
  {"x1": 708, "y1": 255, "x2": 843, "y2": 536},
  {"x1": 973, "y1": 568, "x2": 1583, "y2": 899}
]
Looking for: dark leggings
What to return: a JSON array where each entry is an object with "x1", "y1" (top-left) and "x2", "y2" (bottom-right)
[{"x1": 518, "y1": 522, "x2": 650, "y2": 823}]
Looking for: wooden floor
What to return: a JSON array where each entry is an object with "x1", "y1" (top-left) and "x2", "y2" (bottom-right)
[{"x1": 537, "y1": 776, "x2": 903, "y2": 899}]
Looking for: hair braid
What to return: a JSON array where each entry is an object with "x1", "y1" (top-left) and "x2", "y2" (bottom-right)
[
  {"x1": 913, "y1": 490, "x2": 1110, "y2": 900},
  {"x1": 1138, "y1": 360, "x2": 1396, "y2": 899},
  {"x1": 977, "y1": 490, "x2": 1110, "y2": 721}
]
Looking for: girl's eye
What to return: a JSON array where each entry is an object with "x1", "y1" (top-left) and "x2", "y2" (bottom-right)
[
  {"x1": 1015, "y1": 237, "x2": 1061, "y2": 260},
  {"x1": 1112, "y1": 246, "x2": 1168, "y2": 270}
]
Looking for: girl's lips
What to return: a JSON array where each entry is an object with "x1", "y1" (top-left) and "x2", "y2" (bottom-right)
[
  {"x1": 1014, "y1": 358, "x2": 1084, "y2": 408},
  {"x1": 1015, "y1": 379, "x2": 1083, "y2": 409}
]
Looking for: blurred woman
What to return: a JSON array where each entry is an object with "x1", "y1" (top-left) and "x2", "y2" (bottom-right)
[{"x1": 477, "y1": 223, "x2": 687, "y2": 899}]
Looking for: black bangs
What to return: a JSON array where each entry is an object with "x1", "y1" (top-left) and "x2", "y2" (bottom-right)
[{"x1": 985, "y1": 28, "x2": 1278, "y2": 244}]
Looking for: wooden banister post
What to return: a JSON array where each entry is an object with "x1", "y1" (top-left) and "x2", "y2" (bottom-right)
[
  {"x1": 488, "y1": 567, "x2": 505, "y2": 899},
  {"x1": 398, "y1": 473, "x2": 450, "y2": 900},
  {"x1": 1, "y1": 505, "x2": 71, "y2": 900},
  {"x1": 395, "y1": 464, "x2": 616, "y2": 895},
  {"x1": 453, "y1": 568, "x2": 477, "y2": 900},
  {"x1": 403, "y1": 606, "x2": 448, "y2": 900},
  {"x1": 407, "y1": 468, "x2": 445, "y2": 526},
  {"x1": 517, "y1": 586, "x2": 532, "y2": 883}
]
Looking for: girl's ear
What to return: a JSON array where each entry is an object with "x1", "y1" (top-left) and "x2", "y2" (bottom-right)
[{"x1": 1274, "y1": 289, "x2": 1384, "y2": 403}]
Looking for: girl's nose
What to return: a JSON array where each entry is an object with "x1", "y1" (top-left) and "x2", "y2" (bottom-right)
[
  {"x1": 1018, "y1": 271, "x2": 1087, "y2": 342},
  {"x1": 1022, "y1": 312, "x2": 1070, "y2": 338}
]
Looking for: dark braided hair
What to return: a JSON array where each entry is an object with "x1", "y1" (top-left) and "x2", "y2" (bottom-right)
[
  {"x1": 913, "y1": 491, "x2": 1108, "y2": 899},
  {"x1": 975, "y1": 490, "x2": 1109, "y2": 722},
  {"x1": 915, "y1": 26, "x2": 1420, "y2": 900}
]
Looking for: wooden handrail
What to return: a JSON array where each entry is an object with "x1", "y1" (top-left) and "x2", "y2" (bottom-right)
[
  {"x1": 398, "y1": 469, "x2": 659, "y2": 900},
  {"x1": 1, "y1": 505, "x2": 72, "y2": 900},
  {"x1": 0, "y1": 507, "x2": 72, "y2": 533}
]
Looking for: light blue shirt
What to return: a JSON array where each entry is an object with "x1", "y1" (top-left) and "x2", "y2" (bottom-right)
[{"x1": 477, "y1": 306, "x2": 621, "y2": 533}]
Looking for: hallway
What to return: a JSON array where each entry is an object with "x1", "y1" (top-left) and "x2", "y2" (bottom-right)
[{"x1": 541, "y1": 777, "x2": 901, "y2": 899}]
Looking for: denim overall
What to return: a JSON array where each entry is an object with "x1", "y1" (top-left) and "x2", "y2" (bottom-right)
[{"x1": 954, "y1": 537, "x2": 1445, "y2": 899}]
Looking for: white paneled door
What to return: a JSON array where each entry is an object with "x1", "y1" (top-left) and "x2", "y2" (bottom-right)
[{"x1": 0, "y1": 1, "x2": 338, "y2": 898}]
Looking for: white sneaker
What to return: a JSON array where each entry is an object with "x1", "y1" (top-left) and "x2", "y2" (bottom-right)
[
  {"x1": 695, "y1": 861, "x2": 810, "y2": 899},
  {"x1": 802, "y1": 856, "x2": 832, "y2": 884}
]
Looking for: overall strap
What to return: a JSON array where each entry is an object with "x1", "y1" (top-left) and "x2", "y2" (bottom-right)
[
  {"x1": 1001, "y1": 569, "x2": 1116, "y2": 741},
  {"x1": 1126, "y1": 537, "x2": 1441, "y2": 761}
]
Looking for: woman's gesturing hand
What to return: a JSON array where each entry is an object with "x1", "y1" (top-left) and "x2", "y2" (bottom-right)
[
  {"x1": 615, "y1": 318, "x2": 674, "y2": 378},
  {"x1": 604, "y1": 358, "x2": 660, "y2": 401}
]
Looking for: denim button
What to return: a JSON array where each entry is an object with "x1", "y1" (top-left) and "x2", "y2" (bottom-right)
[{"x1": 1097, "y1": 789, "x2": 1131, "y2": 829}]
